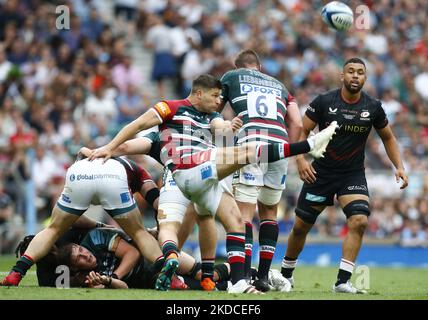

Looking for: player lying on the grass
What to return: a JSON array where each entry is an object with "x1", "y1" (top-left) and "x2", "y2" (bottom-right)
[
  {"x1": 1, "y1": 156, "x2": 163, "y2": 287},
  {"x1": 88, "y1": 74, "x2": 339, "y2": 294},
  {"x1": 48, "y1": 227, "x2": 227, "y2": 290},
  {"x1": 54, "y1": 227, "x2": 292, "y2": 291},
  {"x1": 80, "y1": 130, "x2": 234, "y2": 292},
  {"x1": 14, "y1": 215, "x2": 115, "y2": 287}
]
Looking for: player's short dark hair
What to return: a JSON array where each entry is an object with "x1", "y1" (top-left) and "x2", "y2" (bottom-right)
[
  {"x1": 191, "y1": 74, "x2": 222, "y2": 93},
  {"x1": 57, "y1": 243, "x2": 75, "y2": 268},
  {"x1": 343, "y1": 57, "x2": 366, "y2": 69},
  {"x1": 234, "y1": 49, "x2": 261, "y2": 68}
]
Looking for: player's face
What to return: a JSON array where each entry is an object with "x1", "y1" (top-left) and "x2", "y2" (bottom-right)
[
  {"x1": 200, "y1": 88, "x2": 222, "y2": 113},
  {"x1": 342, "y1": 63, "x2": 366, "y2": 94},
  {"x1": 71, "y1": 245, "x2": 97, "y2": 270}
]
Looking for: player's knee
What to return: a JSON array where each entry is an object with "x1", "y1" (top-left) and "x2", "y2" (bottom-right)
[
  {"x1": 258, "y1": 187, "x2": 282, "y2": 207},
  {"x1": 343, "y1": 200, "x2": 370, "y2": 233},
  {"x1": 348, "y1": 215, "x2": 368, "y2": 234}
]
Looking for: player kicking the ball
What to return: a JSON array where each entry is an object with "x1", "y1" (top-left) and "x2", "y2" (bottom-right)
[{"x1": 85, "y1": 74, "x2": 338, "y2": 294}]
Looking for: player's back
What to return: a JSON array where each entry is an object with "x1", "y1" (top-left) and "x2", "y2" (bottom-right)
[{"x1": 221, "y1": 68, "x2": 293, "y2": 144}]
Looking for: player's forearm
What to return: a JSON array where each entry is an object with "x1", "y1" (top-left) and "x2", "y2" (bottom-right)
[
  {"x1": 114, "y1": 138, "x2": 151, "y2": 156},
  {"x1": 106, "y1": 120, "x2": 142, "y2": 152},
  {"x1": 382, "y1": 136, "x2": 405, "y2": 170},
  {"x1": 114, "y1": 251, "x2": 140, "y2": 279}
]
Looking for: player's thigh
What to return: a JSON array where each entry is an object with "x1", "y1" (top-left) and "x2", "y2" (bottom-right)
[
  {"x1": 295, "y1": 176, "x2": 337, "y2": 224},
  {"x1": 337, "y1": 171, "x2": 370, "y2": 219},
  {"x1": 158, "y1": 171, "x2": 191, "y2": 224}
]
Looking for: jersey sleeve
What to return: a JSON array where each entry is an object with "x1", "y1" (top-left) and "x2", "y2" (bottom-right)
[
  {"x1": 373, "y1": 101, "x2": 389, "y2": 129},
  {"x1": 84, "y1": 229, "x2": 120, "y2": 253},
  {"x1": 306, "y1": 94, "x2": 323, "y2": 123},
  {"x1": 151, "y1": 101, "x2": 178, "y2": 123}
]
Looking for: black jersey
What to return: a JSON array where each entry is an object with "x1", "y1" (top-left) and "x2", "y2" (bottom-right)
[{"x1": 306, "y1": 89, "x2": 388, "y2": 173}]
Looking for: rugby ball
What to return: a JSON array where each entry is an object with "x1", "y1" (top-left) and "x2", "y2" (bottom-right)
[{"x1": 321, "y1": 1, "x2": 354, "y2": 31}]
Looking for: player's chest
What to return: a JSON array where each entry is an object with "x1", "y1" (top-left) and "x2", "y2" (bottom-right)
[{"x1": 322, "y1": 106, "x2": 373, "y2": 135}]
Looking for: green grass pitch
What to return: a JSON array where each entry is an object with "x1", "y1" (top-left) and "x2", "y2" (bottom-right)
[{"x1": 1, "y1": 255, "x2": 427, "y2": 300}]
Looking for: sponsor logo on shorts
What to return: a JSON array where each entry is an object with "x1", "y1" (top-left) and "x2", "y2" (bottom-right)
[
  {"x1": 74, "y1": 174, "x2": 120, "y2": 181},
  {"x1": 201, "y1": 166, "x2": 213, "y2": 180},
  {"x1": 281, "y1": 174, "x2": 286, "y2": 185},
  {"x1": 61, "y1": 194, "x2": 71, "y2": 203},
  {"x1": 305, "y1": 193, "x2": 326, "y2": 202},
  {"x1": 243, "y1": 172, "x2": 255, "y2": 181},
  {"x1": 347, "y1": 185, "x2": 368, "y2": 191},
  {"x1": 168, "y1": 179, "x2": 176, "y2": 186},
  {"x1": 120, "y1": 192, "x2": 131, "y2": 203}
]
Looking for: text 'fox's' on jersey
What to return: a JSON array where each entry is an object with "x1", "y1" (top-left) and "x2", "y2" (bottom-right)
[
  {"x1": 221, "y1": 68, "x2": 294, "y2": 144},
  {"x1": 306, "y1": 89, "x2": 388, "y2": 173}
]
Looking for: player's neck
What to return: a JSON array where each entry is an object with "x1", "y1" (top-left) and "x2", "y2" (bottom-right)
[
  {"x1": 341, "y1": 87, "x2": 361, "y2": 104},
  {"x1": 187, "y1": 95, "x2": 203, "y2": 111}
]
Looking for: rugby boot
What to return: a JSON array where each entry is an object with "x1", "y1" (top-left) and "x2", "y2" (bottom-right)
[
  {"x1": 308, "y1": 121, "x2": 339, "y2": 158},
  {"x1": 333, "y1": 280, "x2": 367, "y2": 294},
  {"x1": 1, "y1": 271, "x2": 22, "y2": 286},
  {"x1": 155, "y1": 258, "x2": 179, "y2": 291}
]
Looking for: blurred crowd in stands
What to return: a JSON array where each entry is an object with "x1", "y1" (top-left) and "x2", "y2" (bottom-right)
[{"x1": 0, "y1": 0, "x2": 427, "y2": 252}]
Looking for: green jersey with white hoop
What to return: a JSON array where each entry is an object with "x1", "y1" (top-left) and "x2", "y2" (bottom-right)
[{"x1": 221, "y1": 68, "x2": 294, "y2": 144}]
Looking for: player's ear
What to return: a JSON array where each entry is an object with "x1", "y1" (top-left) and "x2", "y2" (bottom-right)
[{"x1": 340, "y1": 71, "x2": 344, "y2": 83}]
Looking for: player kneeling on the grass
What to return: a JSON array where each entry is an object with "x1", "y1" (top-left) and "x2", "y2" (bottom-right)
[{"x1": 87, "y1": 74, "x2": 338, "y2": 294}]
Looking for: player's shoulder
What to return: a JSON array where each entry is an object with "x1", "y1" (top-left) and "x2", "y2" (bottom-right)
[
  {"x1": 361, "y1": 91, "x2": 383, "y2": 108},
  {"x1": 220, "y1": 69, "x2": 240, "y2": 81}
]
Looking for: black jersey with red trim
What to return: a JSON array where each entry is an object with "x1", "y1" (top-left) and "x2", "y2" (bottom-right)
[
  {"x1": 306, "y1": 89, "x2": 388, "y2": 173},
  {"x1": 151, "y1": 99, "x2": 222, "y2": 171}
]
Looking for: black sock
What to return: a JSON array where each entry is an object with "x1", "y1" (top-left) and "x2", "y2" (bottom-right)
[
  {"x1": 12, "y1": 255, "x2": 34, "y2": 276},
  {"x1": 336, "y1": 269, "x2": 352, "y2": 286},
  {"x1": 244, "y1": 221, "x2": 253, "y2": 279},
  {"x1": 257, "y1": 141, "x2": 310, "y2": 163},
  {"x1": 257, "y1": 220, "x2": 278, "y2": 280},
  {"x1": 281, "y1": 256, "x2": 297, "y2": 278}
]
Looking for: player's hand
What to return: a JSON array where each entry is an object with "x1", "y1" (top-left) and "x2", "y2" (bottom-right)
[
  {"x1": 88, "y1": 146, "x2": 113, "y2": 163},
  {"x1": 297, "y1": 156, "x2": 317, "y2": 184},
  {"x1": 231, "y1": 117, "x2": 243, "y2": 132},
  {"x1": 395, "y1": 168, "x2": 408, "y2": 189},
  {"x1": 85, "y1": 271, "x2": 110, "y2": 287},
  {"x1": 77, "y1": 147, "x2": 92, "y2": 159}
]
